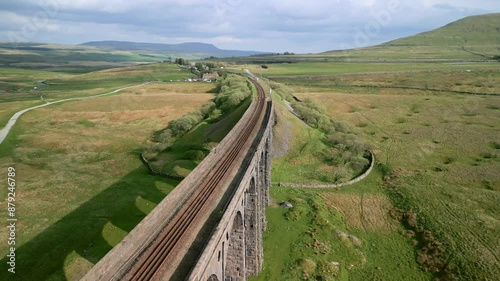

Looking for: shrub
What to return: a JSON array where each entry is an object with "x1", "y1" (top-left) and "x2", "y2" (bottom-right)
[
  {"x1": 158, "y1": 129, "x2": 173, "y2": 144},
  {"x1": 292, "y1": 103, "x2": 323, "y2": 128},
  {"x1": 185, "y1": 111, "x2": 203, "y2": 125},
  {"x1": 142, "y1": 142, "x2": 165, "y2": 159},
  {"x1": 208, "y1": 108, "x2": 222, "y2": 121},
  {"x1": 220, "y1": 91, "x2": 247, "y2": 111},
  {"x1": 214, "y1": 75, "x2": 252, "y2": 113},
  {"x1": 349, "y1": 156, "x2": 370, "y2": 171},
  {"x1": 167, "y1": 110, "x2": 206, "y2": 137},
  {"x1": 299, "y1": 258, "x2": 317, "y2": 274},
  {"x1": 491, "y1": 142, "x2": 500, "y2": 149},
  {"x1": 287, "y1": 89, "x2": 375, "y2": 178},
  {"x1": 333, "y1": 120, "x2": 350, "y2": 133},
  {"x1": 379, "y1": 162, "x2": 393, "y2": 177},
  {"x1": 333, "y1": 165, "x2": 350, "y2": 182},
  {"x1": 200, "y1": 102, "x2": 216, "y2": 118},
  {"x1": 184, "y1": 150, "x2": 205, "y2": 161},
  {"x1": 323, "y1": 148, "x2": 342, "y2": 165},
  {"x1": 168, "y1": 118, "x2": 193, "y2": 137}
]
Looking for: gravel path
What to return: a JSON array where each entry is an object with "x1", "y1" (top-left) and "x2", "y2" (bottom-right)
[{"x1": 0, "y1": 83, "x2": 148, "y2": 145}]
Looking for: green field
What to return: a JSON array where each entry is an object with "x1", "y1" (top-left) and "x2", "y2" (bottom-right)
[
  {"x1": 247, "y1": 15, "x2": 499, "y2": 279},
  {"x1": 250, "y1": 58, "x2": 500, "y2": 280},
  {"x1": 251, "y1": 181, "x2": 432, "y2": 281},
  {"x1": 247, "y1": 61, "x2": 499, "y2": 77},
  {"x1": 250, "y1": 92, "x2": 430, "y2": 281},
  {"x1": 0, "y1": 64, "x2": 216, "y2": 280}
]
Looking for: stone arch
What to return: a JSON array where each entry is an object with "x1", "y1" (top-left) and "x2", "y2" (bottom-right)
[
  {"x1": 225, "y1": 211, "x2": 245, "y2": 281},
  {"x1": 221, "y1": 241, "x2": 225, "y2": 278},
  {"x1": 208, "y1": 274, "x2": 219, "y2": 281},
  {"x1": 244, "y1": 176, "x2": 259, "y2": 275},
  {"x1": 249, "y1": 176, "x2": 256, "y2": 193},
  {"x1": 259, "y1": 151, "x2": 268, "y2": 232},
  {"x1": 263, "y1": 136, "x2": 271, "y2": 204}
]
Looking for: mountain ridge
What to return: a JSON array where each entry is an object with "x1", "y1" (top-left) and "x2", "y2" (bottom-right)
[{"x1": 80, "y1": 40, "x2": 268, "y2": 57}]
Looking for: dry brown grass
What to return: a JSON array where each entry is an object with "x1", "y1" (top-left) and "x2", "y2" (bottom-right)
[
  {"x1": 130, "y1": 83, "x2": 215, "y2": 93},
  {"x1": 294, "y1": 86, "x2": 500, "y2": 280},
  {"x1": 322, "y1": 193, "x2": 397, "y2": 232},
  {"x1": 0, "y1": 99, "x2": 43, "y2": 125},
  {"x1": 88, "y1": 67, "x2": 151, "y2": 78},
  {"x1": 0, "y1": 82, "x2": 214, "y2": 256}
]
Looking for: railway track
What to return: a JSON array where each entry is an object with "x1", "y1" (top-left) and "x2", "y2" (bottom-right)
[{"x1": 121, "y1": 78, "x2": 267, "y2": 281}]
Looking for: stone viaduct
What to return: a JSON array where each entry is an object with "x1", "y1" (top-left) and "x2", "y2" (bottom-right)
[
  {"x1": 82, "y1": 80, "x2": 274, "y2": 281},
  {"x1": 187, "y1": 101, "x2": 273, "y2": 281}
]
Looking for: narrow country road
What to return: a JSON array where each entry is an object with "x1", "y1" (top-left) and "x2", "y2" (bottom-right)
[{"x1": 0, "y1": 83, "x2": 148, "y2": 145}]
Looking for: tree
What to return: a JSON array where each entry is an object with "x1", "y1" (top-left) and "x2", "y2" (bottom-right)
[
  {"x1": 200, "y1": 102, "x2": 216, "y2": 118},
  {"x1": 169, "y1": 118, "x2": 192, "y2": 136},
  {"x1": 175, "y1": 58, "x2": 187, "y2": 65},
  {"x1": 158, "y1": 129, "x2": 173, "y2": 144}
]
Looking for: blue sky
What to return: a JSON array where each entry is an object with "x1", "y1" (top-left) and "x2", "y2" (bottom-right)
[{"x1": 0, "y1": 0, "x2": 498, "y2": 53}]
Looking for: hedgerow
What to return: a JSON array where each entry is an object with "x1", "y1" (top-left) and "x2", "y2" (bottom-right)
[
  {"x1": 143, "y1": 74, "x2": 252, "y2": 158},
  {"x1": 270, "y1": 81, "x2": 373, "y2": 180}
]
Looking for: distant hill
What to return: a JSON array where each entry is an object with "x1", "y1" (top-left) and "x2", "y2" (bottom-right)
[
  {"x1": 382, "y1": 13, "x2": 500, "y2": 47},
  {"x1": 322, "y1": 13, "x2": 500, "y2": 59},
  {"x1": 0, "y1": 40, "x2": 270, "y2": 72},
  {"x1": 81, "y1": 41, "x2": 268, "y2": 58}
]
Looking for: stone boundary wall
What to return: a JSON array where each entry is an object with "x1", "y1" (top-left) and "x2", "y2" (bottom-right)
[
  {"x1": 81, "y1": 88, "x2": 262, "y2": 281},
  {"x1": 273, "y1": 151, "x2": 375, "y2": 189}
]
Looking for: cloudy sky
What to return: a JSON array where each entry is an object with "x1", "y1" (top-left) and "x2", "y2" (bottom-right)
[{"x1": 0, "y1": 0, "x2": 498, "y2": 53}]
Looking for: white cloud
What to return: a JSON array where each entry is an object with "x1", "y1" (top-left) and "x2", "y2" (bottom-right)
[
  {"x1": 0, "y1": 11, "x2": 31, "y2": 27},
  {"x1": 354, "y1": 0, "x2": 377, "y2": 7},
  {"x1": 212, "y1": 36, "x2": 242, "y2": 44},
  {"x1": 265, "y1": 0, "x2": 344, "y2": 18},
  {"x1": 0, "y1": 0, "x2": 499, "y2": 53}
]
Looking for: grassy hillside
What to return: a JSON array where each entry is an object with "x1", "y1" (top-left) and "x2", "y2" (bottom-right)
[
  {"x1": 0, "y1": 42, "x2": 163, "y2": 72},
  {"x1": 319, "y1": 13, "x2": 500, "y2": 59},
  {"x1": 228, "y1": 14, "x2": 500, "y2": 63},
  {"x1": 383, "y1": 13, "x2": 500, "y2": 47}
]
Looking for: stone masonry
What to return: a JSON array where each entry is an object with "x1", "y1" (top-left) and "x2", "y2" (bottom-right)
[{"x1": 187, "y1": 101, "x2": 274, "y2": 281}]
